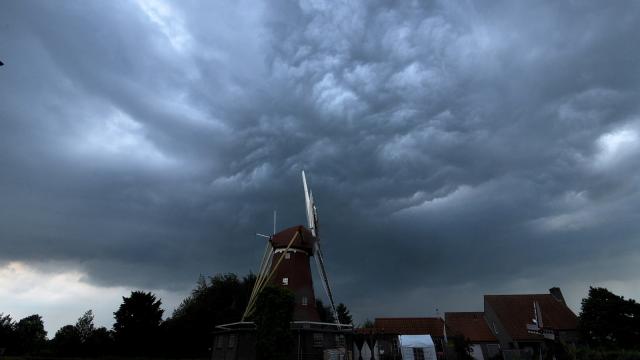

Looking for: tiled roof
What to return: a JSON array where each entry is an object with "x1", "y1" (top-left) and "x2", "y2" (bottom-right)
[
  {"x1": 373, "y1": 317, "x2": 445, "y2": 336},
  {"x1": 445, "y1": 312, "x2": 497, "y2": 343},
  {"x1": 484, "y1": 294, "x2": 578, "y2": 341}
]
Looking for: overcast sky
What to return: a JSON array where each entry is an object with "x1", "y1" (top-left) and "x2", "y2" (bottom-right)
[{"x1": 2, "y1": 0, "x2": 640, "y2": 336}]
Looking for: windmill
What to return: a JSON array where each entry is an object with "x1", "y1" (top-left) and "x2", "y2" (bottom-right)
[{"x1": 242, "y1": 171, "x2": 340, "y2": 324}]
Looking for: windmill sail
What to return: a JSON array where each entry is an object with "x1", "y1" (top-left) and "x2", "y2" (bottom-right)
[
  {"x1": 302, "y1": 170, "x2": 316, "y2": 236},
  {"x1": 301, "y1": 171, "x2": 339, "y2": 323}
]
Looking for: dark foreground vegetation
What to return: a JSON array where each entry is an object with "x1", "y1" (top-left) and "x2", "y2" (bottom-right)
[
  {"x1": 0, "y1": 273, "x2": 351, "y2": 358},
  {"x1": 1, "y1": 276, "x2": 638, "y2": 359}
]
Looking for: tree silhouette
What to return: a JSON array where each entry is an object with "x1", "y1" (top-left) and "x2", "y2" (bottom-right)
[
  {"x1": 316, "y1": 299, "x2": 335, "y2": 323},
  {"x1": 113, "y1": 291, "x2": 164, "y2": 356},
  {"x1": 14, "y1": 314, "x2": 46, "y2": 354},
  {"x1": 52, "y1": 325, "x2": 81, "y2": 356},
  {"x1": 84, "y1": 327, "x2": 114, "y2": 356},
  {"x1": 0, "y1": 314, "x2": 16, "y2": 354},
  {"x1": 163, "y1": 273, "x2": 255, "y2": 357},
  {"x1": 579, "y1": 287, "x2": 640, "y2": 349},
  {"x1": 52, "y1": 310, "x2": 111, "y2": 357},
  {"x1": 76, "y1": 310, "x2": 95, "y2": 343},
  {"x1": 360, "y1": 318, "x2": 374, "y2": 328},
  {"x1": 336, "y1": 303, "x2": 353, "y2": 324},
  {"x1": 252, "y1": 286, "x2": 295, "y2": 360}
]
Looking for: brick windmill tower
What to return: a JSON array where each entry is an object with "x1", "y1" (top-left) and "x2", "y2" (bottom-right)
[{"x1": 242, "y1": 171, "x2": 339, "y2": 323}]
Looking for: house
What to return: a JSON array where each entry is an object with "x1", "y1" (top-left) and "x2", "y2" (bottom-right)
[
  {"x1": 483, "y1": 287, "x2": 579, "y2": 360},
  {"x1": 444, "y1": 312, "x2": 500, "y2": 360}
]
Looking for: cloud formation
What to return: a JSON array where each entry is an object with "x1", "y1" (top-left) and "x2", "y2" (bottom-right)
[{"x1": 1, "y1": 0, "x2": 640, "y2": 333}]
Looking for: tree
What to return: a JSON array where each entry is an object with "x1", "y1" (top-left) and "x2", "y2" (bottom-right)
[
  {"x1": 252, "y1": 286, "x2": 295, "y2": 360},
  {"x1": 336, "y1": 303, "x2": 353, "y2": 324},
  {"x1": 84, "y1": 327, "x2": 114, "y2": 356},
  {"x1": 360, "y1": 318, "x2": 375, "y2": 328},
  {"x1": 52, "y1": 325, "x2": 81, "y2": 356},
  {"x1": 14, "y1": 314, "x2": 47, "y2": 354},
  {"x1": 579, "y1": 287, "x2": 640, "y2": 349},
  {"x1": 52, "y1": 310, "x2": 105, "y2": 357},
  {"x1": 316, "y1": 299, "x2": 335, "y2": 323},
  {"x1": 76, "y1": 310, "x2": 95, "y2": 343},
  {"x1": 163, "y1": 273, "x2": 256, "y2": 357},
  {"x1": 113, "y1": 291, "x2": 164, "y2": 355},
  {"x1": 0, "y1": 314, "x2": 16, "y2": 353}
]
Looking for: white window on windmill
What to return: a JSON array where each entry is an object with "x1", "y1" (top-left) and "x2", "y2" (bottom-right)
[
  {"x1": 282, "y1": 277, "x2": 289, "y2": 285},
  {"x1": 285, "y1": 251, "x2": 291, "y2": 259},
  {"x1": 302, "y1": 296, "x2": 308, "y2": 306}
]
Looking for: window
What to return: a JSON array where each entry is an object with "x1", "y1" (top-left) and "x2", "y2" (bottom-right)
[
  {"x1": 228, "y1": 334, "x2": 237, "y2": 348},
  {"x1": 302, "y1": 296, "x2": 308, "y2": 306},
  {"x1": 215, "y1": 335, "x2": 225, "y2": 349},
  {"x1": 282, "y1": 277, "x2": 289, "y2": 285},
  {"x1": 413, "y1": 348, "x2": 425, "y2": 360},
  {"x1": 335, "y1": 334, "x2": 345, "y2": 347},
  {"x1": 285, "y1": 252, "x2": 291, "y2": 259},
  {"x1": 313, "y1": 333, "x2": 324, "y2": 347}
]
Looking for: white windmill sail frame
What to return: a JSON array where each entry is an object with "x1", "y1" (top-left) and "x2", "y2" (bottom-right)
[
  {"x1": 301, "y1": 170, "x2": 340, "y2": 323},
  {"x1": 302, "y1": 170, "x2": 316, "y2": 236}
]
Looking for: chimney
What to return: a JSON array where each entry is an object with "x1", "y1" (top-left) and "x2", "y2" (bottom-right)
[{"x1": 549, "y1": 287, "x2": 565, "y2": 304}]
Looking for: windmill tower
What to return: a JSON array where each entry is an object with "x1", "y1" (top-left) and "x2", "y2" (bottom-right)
[
  {"x1": 267, "y1": 225, "x2": 320, "y2": 321},
  {"x1": 242, "y1": 171, "x2": 339, "y2": 323}
]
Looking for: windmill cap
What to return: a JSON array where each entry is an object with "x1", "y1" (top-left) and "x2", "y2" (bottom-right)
[{"x1": 271, "y1": 225, "x2": 316, "y2": 252}]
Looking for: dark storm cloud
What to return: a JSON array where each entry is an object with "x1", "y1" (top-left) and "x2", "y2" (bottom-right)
[{"x1": 2, "y1": 0, "x2": 640, "y2": 322}]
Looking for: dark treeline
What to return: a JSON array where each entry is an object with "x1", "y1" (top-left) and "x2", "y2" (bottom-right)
[
  {"x1": 0, "y1": 272, "x2": 352, "y2": 358},
  {"x1": 4, "y1": 277, "x2": 637, "y2": 358}
]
